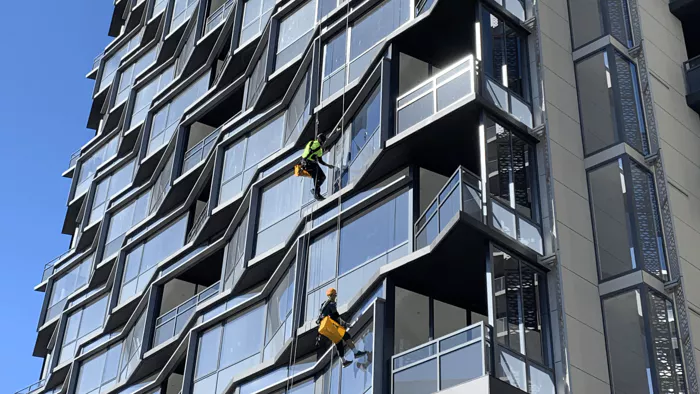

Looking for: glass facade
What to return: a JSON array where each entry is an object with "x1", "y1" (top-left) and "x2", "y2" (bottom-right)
[
  {"x1": 59, "y1": 294, "x2": 109, "y2": 364},
  {"x1": 46, "y1": 256, "x2": 94, "y2": 323},
  {"x1": 76, "y1": 134, "x2": 120, "y2": 198},
  {"x1": 88, "y1": 159, "x2": 136, "y2": 225},
  {"x1": 240, "y1": 0, "x2": 276, "y2": 46},
  {"x1": 569, "y1": 0, "x2": 632, "y2": 49},
  {"x1": 588, "y1": 157, "x2": 667, "y2": 280},
  {"x1": 104, "y1": 190, "x2": 152, "y2": 261},
  {"x1": 115, "y1": 46, "x2": 158, "y2": 106},
  {"x1": 129, "y1": 65, "x2": 176, "y2": 129},
  {"x1": 75, "y1": 342, "x2": 123, "y2": 394},
  {"x1": 275, "y1": 0, "x2": 316, "y2": 70}
]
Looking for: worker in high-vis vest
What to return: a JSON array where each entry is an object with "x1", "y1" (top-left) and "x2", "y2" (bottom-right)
[
  {"x1": 316, "y1": 288, "x2": 367, "y2": 367},
  {"x1": 301, "y1": 134, "x2": 333, "y2": 200}
]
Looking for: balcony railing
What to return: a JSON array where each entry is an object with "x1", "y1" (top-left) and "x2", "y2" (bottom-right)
[
  {"x1": 392, "y1": 322, "x2": 493, "y2": 393},
  {"x1": 182, "y1": 127, "x2": 221, "y2": 174},
  {"x1": 415, "y1": 167, "x2": 483, "y2": 249},
  {"x1": 153, "y1": 281, "x2": 220, "y2": 347},
  {"x1": 92, "y1": 53, "x2": 103, "y2": 71},
  {"x1": 396, "y1": 55, "x2": 475, "y2": 134},
  {"x1": 482, "y1": 75, "x2": 533, "y2": 128},
  {"x1": 68, "y1": 149, "x2": 81, "y2": 169},
  {"x1": 14, "y1": 379, "x2": 47, "y2": 394},
  {"x1": 205, "y1": 0, "x2": 235, "y2": 34},
  {"x1": 41, "y1": 248, "x2": 78, "y2": 282},
  {"x1": 414, "y1": 166, "x2": 543, "y2": 254}
]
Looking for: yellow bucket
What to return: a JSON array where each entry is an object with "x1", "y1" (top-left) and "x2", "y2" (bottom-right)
[
  {"x1": 318, "y1": 316, "x2": 346, "y2": 344},
  {"x1": 294, "y1": 164, "x2": 311, "y2": 178}
]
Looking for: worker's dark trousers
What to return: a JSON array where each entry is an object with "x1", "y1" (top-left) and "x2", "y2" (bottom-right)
[
  {"x1": 304, "y1": 161, "x2": 325, "y2": 193},
  {"x1": 320, "y1": 332, "x2": 350, "y2": 358}
]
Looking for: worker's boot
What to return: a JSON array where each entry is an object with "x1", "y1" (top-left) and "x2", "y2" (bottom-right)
[
  {"x1": 342, "y1": 358, "x2": 353, "y2": 368},
  {"x1": 353, "y1": 350, "x2": 368, "y2": 358},
  {"x1": 313, "y1": 187, "x2": 324, "y2": 201}
]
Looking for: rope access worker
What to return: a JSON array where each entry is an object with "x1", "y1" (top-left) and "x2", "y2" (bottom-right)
[
  {"x1": 301, "y1": 134, "x2": 333, "y2": 201},
  {"x1": 316, "y1": 288, "x2": 367, "y2": 367}
]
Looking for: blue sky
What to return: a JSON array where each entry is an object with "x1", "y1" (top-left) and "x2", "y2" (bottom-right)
[{"x1": 0, "y1": 1, "x2": 114, "y2": 391}]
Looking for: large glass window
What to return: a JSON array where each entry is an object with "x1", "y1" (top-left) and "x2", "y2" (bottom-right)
[
  {"x1": 76, "y1": 134, "x2": 121, "y2": 198},
  {"x1": 118, "y1": 311, "x2": 148, "y2": 383},
  {"x1": 239, "y1": 0, "x2": 276, "y2": 46},
  {"x1": 275, "y1": 0, "x2": 316, "y2": 71},
  {"x1": 320, "y1": 0, "x2": 410, "y2": 100},
  {"x1": 89, "y1": 160, "x2": 137, "y2": 226},
  {"x1": 603, "y1": 288, "x2": 686, "y2": 394},
  {"x1": 59, "y1": 294, "x2": 109, "y2": 364},
  {"x1": 264, "y1": 264, "x2": 296, "y2": 361},
  {"x1": 481, "y1": 10, "x2": 529, "y2": 100},
  {"x1": 492, "y1": 248, "x2": 546, "y2": 364},
  {"x1": 46, "y1": 256, "x2": 94, "y2": 322},
  {"x1": 218, "y1": 114, "x2": 285, "y2": 205},
  {"x1": 104, "y1": 190, "x2": 152, "y2": 260},
  {"x1": 119, "y1": 215, "x2": 188, "y2": 304},
  {"x1": 99, "y1": 31, "x2": 143, "y2": 91},
  {"x1": 318, "y1": 323, "x2": 374, "y2": 394},
  {"x1": 569, "y1": 0, "x2": 632, "y2": 49},
  {"x1": 115, "y1": 46, "x2": 158, "y2": 106},
  {"x1": 171, "y1": 0, "x2": 199, "y2": 31},
  {"x1": 485, "y1": 117, "x2": 535, "y2": 218},
  {"x1": 588, "y1": 157, "x2": 667, "y2": 280},
  {"x1": 75, "y1": 342, "x2": 123, "y2": 394},
  {"x1": 306, "y1": 190, "x2": 408, "y2": 321},
  {"x1": 148, "y1": 72, "x2": 211, "y2": 154},
  {"x1": 129, "y1": 65, "x2": 176, "y2": 129},
  {"x1": 246, "y1": 45, "x2": 269, "y2": 109},
  {"x1": 192, "y1": 305, "x2": 265, "y2": 394},
  {"x1": 575, "y1": 48, "x2": 647, "y2": 156},
  {"x1": 255, "y1": 174, "x2": 314, "y2": 256},
  {"x1": 284, "y1": 70, "x2": 311, "y2": 144},
  {"x1": 223, "y1": 215, "x2": 249, "y2": 290}
]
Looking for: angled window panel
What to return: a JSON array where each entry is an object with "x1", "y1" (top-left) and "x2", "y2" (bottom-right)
[
  {"x1": 284, "y1": 69, "x2": 311, "y2": 144},
  {"x1": 115, "y1": 46, "x2": 158, "y2": 107},
  {"x1": 103, "y1": 190, "x2": 152, "y2": 261},
  {"x1": 171, "y1": 0, "x2": 199, "y2": 33},
  {"x1": 246, "y1": 45, "x2": 269, "y2": 109},
  {"x1": 274, "y1": 0, "x2": 316, "y2": 71},
  {"x1": 75, "y1": 342, "x2": 124, "y2": 394},
  {"x1": 88, "y1": 159, "x2": 137, "y2": 226},
  {"x1": 58, "y1": 294, "x2": 109, "y2": 364},
  {"x1": 75, "y1": 134, "x2": 121, "y2": 198},
  {"x1": 45, "y1": 255, "x2": 94, "y2": 323},
  {"x1": 129, "y1": 65, "x2": 176, "y2": 130},
  {"x1": 239, "y1": 0, "x2": 276, "y2": 47}
]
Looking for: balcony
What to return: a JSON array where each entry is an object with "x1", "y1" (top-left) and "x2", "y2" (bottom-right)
[
  {"x1": 415, "y1": 167, "x2": 543, "y2": 255},
  {"x1": 182, "y1": 127, "x2": 221, "y2": 174},
  {"x1": 685, "y1": 55, "x2": 700, "y2": 114},
  {"x1": 13, "y1": 379, "x2": 47, "y2": 394},
  {"x1": 205, "y1": 0, "x2": 235, "y2": 34},
  {"x1": 153, "y1": 281, "x2": 220, "y2": 347},
  {"x1": 396, "y1": 56, "x2": 475, "y2": 134},
  {"x1": 40, "y1": 248, "x2": 78, "y2": 282}
]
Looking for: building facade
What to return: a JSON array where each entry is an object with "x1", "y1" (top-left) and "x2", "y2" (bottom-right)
[{"x1": 14, "y1": 0, "x2": 700, "y2": 393}]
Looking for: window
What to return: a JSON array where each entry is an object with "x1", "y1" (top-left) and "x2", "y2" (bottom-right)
[
  {"x1": 569, "y1": 0, "x2": 632, "y2": 49},
  {"x1": 176, "y1": 27, "x2": 197, "y2": 78},
  {"x1": 59, "y1": 295, "x2": 109, "y2": 364},
  {"x1": 119, "y1": 215, "x2": 188, "y2": 304},
  {"x1": 575, "y1": 48, "x2": 647, "y2": 156},
  {"x1": 275, "y1": 0, "x2": 316, "y2": 71},
  {"x1": 246, "y1": 45, "x2": 269, "y2": 109},
  {"x1": 75, "y1": 342, "x2": 123, "y2": 394},
  {"x1": 492, "y1": 248, "x2": 546, "y2": 364},
  {"x1": 318, "y1": 324, "x2": 374, "y2": 394},
  {"x1": 327, "y1": 85, "x2": 382, "y2": 191},
  {"x1": 129, "y1": 65, "x2": 176, "y2": 129},
  {"x1": 588, "y1": 157, "x2": 667, "y2": 280},
  {"x1": 118, "y1": 311, "x2": 147, "y2": 382},
  {"x1": 284, "y1": 69, "x2": 311, "y2": 144},
  {"x1": 264, "y1": 264, "x2": 296, "y2": 360},
  {"x1": 480, "y1": 10, "x2": 529, "y2": 100},
  {"x1": 171, "y1": 0, "x2": 199, "y2": 31},
  {"x1": 485, "y1": 117, "x2": 535, "y2": 218},
  {"x1": 223, "y1": 215, "x2": 249, "y2": 290},
  {"x1": 255, "y1": 174, "x2": 314, "y2": 256},
  {"x1": 115, "y1": 46, "x2": 158, "y2": 106},
  {"x1": 89, "y1": 160, "x2": 137, "y2": 225},
  {"x1": 320, "y1": 0, "x2": 410, "y2": 100},
  {"x1": 317, "y1": 0, "x2": 341, "y2": 20},
  {"x1": 192, "y1": 305, "x2": 265, "y2": 394},
  {"x1": 602, "y1": 288, "x2": 686, "y2": 394},
  {"x1": 239, "y1": 0, "x2": 276, "y2": 46},
  {"x1": 104, "y1": 190, "x2": 152, "y2": 260},
  {"x1": 306, "y1": 190, "x2": 408, "y2": 321},
  {"x1": 99, "y1": 31, "x2": 144, "y2": 92},
  {"x1": 76, "y1": 134, "x2": 121, "y2": 198},
  {"x1": 218, "y1": 114, "x2": 285, "y2": 204},
  {"x1": 46, "y1": 256, "x2": 94, "y2": 322},
  {"x1": 148, "y1": 72, "x2": 211, "y2": 154}
]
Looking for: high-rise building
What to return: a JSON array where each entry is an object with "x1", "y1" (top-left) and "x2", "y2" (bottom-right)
[{"x1": 14, "y1": 0, "x2": 700, "y2": 393}]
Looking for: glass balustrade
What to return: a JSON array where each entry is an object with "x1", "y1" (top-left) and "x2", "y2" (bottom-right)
[
  {"x1": 205, "y1": 0, "x2": 235, "y2": 34},
  {"x1": 483, "y1": 76, "x2": 533, "y2": 128},
  {"x1": 396, "y1": 55, "x2": 475, "y2": 134},
  {"x1": 13, "y1": 379, "x2": 46, "y2": 394},
  {"x1": 182, "y1": 128, "x2": 221, "y2": 174}
]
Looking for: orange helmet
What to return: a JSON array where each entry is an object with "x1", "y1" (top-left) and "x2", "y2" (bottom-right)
[{"x1": 326, "y1": 288, "x2": 337, "y2": 297}]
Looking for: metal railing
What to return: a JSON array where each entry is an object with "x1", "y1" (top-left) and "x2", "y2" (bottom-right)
[
  {"x1": 205, "y1": 0, "x2": 235, "y2": 34},
  {"x1": 685, "y1": 54, "x2": 700, "y2": 97},
  {"x1": 396, "y1": 55, "x2": 475, "y2": 134},
  {"x1": 68, "y1": 149, "x2": 81, "y2": 169},
  {"x1": 41, "y1": 248, "x2": 78, "y2": 282},
  {"x1": 14, "y1": 379, "x2": 46, "y2": 394},
  {"x1": 186, "y1": 204, "x2": 209, "y2": 244},
  {"x1": 415, "y1": 167, "x2": 482, "y2": 249},
  {"x1": 153, "y1": 281, "x2": 220, "y2": 347},
  {"x1": 182, "y1": 127, "x2": 221, "y2": 174},
  {"x1": 392, "y1": 322, "x2": 493, "y2": 393},
  {"x1": 92, "y1": 53, "x2": 103, "y2": 71}
]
